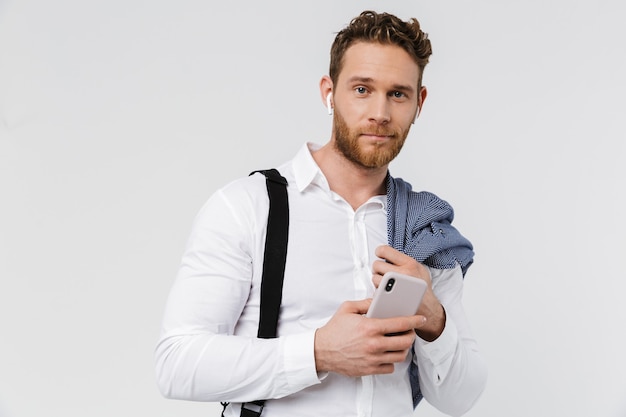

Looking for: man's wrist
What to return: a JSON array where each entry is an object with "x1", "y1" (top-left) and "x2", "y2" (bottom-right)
[{"x1": 415, "y1": 304, "x2": 446, "y2": 342}]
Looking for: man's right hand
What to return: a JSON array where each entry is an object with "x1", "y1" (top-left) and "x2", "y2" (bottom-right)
[{"x1": 313, "y1": 299, "x2": 427, "y2": 377}]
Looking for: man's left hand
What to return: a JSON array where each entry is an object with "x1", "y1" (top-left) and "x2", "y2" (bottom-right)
[{"x1": 372, "y1": 245, "x2": 446, "y2": 342}]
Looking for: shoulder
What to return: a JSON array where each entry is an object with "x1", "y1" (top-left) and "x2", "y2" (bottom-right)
[
  {"x1": 190, "y1": 173, "x2": 268, "y2": 233},
  {"x1": 197, "y1": 164, "x2": 294, "y2": 222},
  {"x1": 220, "y1": 162, "x2": 293, "y2": 197},
  {"x1": 406, "y1": 190, "x2": 455, "y2": 221},
  {"x1": 218, "y1": 171, "x2": 270, "y2": 202},
  {"x1": 412, "y1": 190, "x2": 447, "y2": 204},
  {"x1": 390, "y1": 176, "x2": 453, "y2": 210}
]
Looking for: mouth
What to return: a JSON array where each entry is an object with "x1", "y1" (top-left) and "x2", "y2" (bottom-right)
[{"x1": 360, "y1": 133, "x2": 395, "y2": 141}]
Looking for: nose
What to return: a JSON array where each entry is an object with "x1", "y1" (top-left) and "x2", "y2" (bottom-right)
[{"x1": 368, "y1": 94, "x2": 390, "y2": 125}]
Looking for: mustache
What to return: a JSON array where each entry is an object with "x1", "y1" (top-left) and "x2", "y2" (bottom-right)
[{"x1": 358, "y1": 128, "x2": 397, "y2": 137}]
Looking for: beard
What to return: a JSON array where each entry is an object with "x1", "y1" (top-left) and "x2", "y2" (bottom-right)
[{"x1": 333, "y1": 108, "x2": 411, "y2": 169}]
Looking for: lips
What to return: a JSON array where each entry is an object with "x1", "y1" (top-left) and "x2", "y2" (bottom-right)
[{"x1": 360, "y1": 132, "x2": 395, "y2": 139}]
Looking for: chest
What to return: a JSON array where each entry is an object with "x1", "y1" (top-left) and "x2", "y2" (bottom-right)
[{"x1": 277, "y1": 190, "x2": 387, "y2": 329}]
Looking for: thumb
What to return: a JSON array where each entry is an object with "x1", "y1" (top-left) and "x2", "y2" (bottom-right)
[{"x1": 338, "y1": 299, "x2": 372, "y2": 315}]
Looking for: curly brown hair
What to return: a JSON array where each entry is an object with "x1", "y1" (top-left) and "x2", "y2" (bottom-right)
[{"x1": 329, "y1": 10, "x2": 433, "y2": 89}]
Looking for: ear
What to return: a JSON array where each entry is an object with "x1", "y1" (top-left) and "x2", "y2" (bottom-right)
[
  {"x1": 414, "y1": 86, "x2": 428, "y2": 121},
  {"x1": 320, "y1": 76, "x2": 333, "y2": 113}
]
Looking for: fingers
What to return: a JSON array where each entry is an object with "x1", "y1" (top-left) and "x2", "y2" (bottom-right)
[
  {"x1": 352, "y1": 324, "x2": 417, "y2": 376},
  {"x1": 374, "y1": 245, "x2": 408, "y2": 265},
  {"x1": 372, "y1": 245, "x2": 431, "y2": 287},
  {"x1": 370, "y1": 329, "x2": 416, "y2": 353},
  {"x1": 314, "y1": 301, "x2": 424, "y2": 377},
  {"x1": 375, "y1": 315, "x2": 427, "y2": 336},
  {"x1": 338, "y1": 299, "x2": 372, "y2": 315},
  {"x1": 359, "y1": 315, "x2": 424, "y2": 352},
  {"x1": 341, "y1": 300, "x2": 425, "y2": 337}
]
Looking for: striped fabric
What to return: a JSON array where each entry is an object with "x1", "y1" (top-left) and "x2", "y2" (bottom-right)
[
  {"x1": 386, "y1": 175, "x2": 474, "y2": 276},
  {"x1": 386, "y1": 174, "x2": 475, "y2": 408}
]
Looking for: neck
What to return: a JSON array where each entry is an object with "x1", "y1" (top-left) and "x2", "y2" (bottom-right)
[{"x1": 312, "y1": 142, "x2": 388, "y2": 210}]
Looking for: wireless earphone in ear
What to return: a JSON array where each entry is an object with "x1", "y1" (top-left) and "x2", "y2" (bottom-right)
[{"x1": 326, "y1": 92, "x2": 333, "y2": 115}]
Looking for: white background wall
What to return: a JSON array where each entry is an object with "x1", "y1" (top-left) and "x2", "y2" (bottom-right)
[{"x1": 1, "y1": 1, "x2": 625, "y2": 416}]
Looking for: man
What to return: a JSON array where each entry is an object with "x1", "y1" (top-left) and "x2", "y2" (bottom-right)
[{"x1": 156, "y1": 10, "x2": 487, "y2": 417}]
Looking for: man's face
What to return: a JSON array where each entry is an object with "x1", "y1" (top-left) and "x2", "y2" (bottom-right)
[{"x1": 331, "y1": 42, "x2": 422, "y2": 169}]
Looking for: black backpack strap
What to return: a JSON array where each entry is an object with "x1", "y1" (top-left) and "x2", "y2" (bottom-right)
[
  {"x1": 226, "y1": 169, "x2": 289, "y2": 417},
  {"x1": 239, "y1": 400, "x2": 265, "y2": 417},
  {"x1": 252, "y1": 169, "x2": 289, "y2": 339}
]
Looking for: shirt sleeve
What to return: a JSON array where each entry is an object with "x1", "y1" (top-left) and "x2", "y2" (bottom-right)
[
  {"x1": 155, "y1": 182, "x2": 321, "y2": 403},
  {"x1": 413, "y1": 265, "x2": 488, "y2": 416}
]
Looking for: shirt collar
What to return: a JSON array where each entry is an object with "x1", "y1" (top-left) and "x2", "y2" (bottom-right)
[
  {"x1": 292, "y1": 142, "x2": 329, "y2": 193},
  {"x1": 291, "y1": 142, "x2": 386, "y2": 210}
]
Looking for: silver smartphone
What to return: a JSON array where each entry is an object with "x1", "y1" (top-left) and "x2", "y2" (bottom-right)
[{"x1": 365, "y1": 272, "x2": 428, "y2": 319}]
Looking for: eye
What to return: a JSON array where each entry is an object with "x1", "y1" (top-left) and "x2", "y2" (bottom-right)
[
  {"x1": 391, "y1": 91, "x2": 406, "y2": 99},
  {"x1": 355, "y1": 86, "x2": 368, "y2": 95}
]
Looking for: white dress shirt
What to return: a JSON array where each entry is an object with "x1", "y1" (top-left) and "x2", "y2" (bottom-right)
[{"x1": 155, "y1": 143, "x2": 487, "y2": 417}]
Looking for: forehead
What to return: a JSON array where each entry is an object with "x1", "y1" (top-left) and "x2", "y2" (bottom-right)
[{"x1": 337, "y1": 42, "x2": 420, "y2": 87}]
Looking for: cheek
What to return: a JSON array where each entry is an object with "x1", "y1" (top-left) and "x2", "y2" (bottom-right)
[
  {"x1": 340, "y1": 110, "x2": 364, "y2": 127},
  {"x1": 397, "y1": 105, "x2": 419, "y2": 124},
  {"x1": 339, "y1": 98, "x2": 368, "y2": 118}
]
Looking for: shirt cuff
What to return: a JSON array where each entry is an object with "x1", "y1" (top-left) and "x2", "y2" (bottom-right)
[
  {"x1": 414, "y1": 317, "x2": 458, "y2": 367},
  {"x1": 282, "y1": 330, "x2": 322, "y2": 391}
]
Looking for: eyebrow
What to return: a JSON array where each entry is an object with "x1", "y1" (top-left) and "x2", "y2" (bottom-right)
[{"x1": 346, "y1": 76, "x2": 416, "y2": 94}]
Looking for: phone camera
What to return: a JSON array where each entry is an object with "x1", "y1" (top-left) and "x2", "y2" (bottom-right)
[{"x1": 385, "y1": 278, "x2": 395, "y2": 292}]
